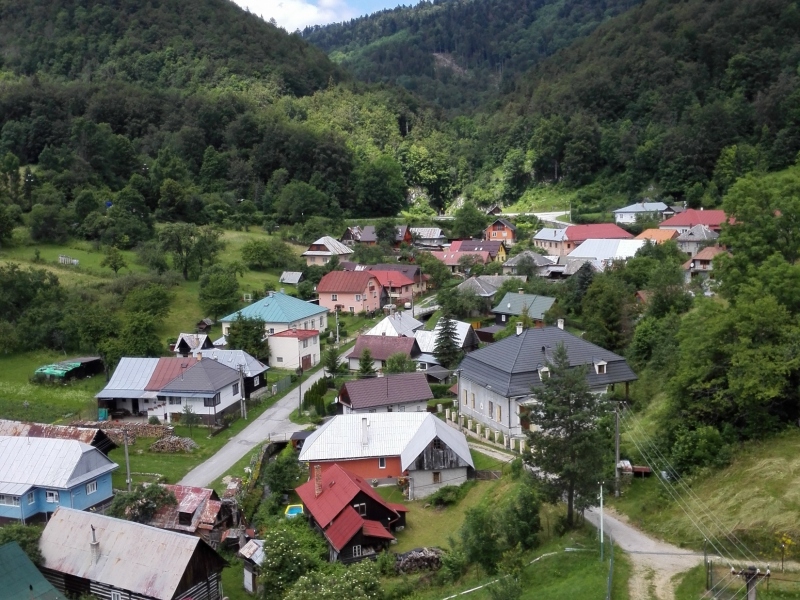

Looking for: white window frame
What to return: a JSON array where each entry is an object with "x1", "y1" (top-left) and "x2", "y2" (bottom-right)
[
  {"x1": 352, "y1": 545, "x2": 362, "y2": 557},
  {"x1": 111, "y1": 592, "x2": 122, "y2": 600},
  {"x1": 46, "y1": 490, "x2": 59, "y2": 504},
  {"x1": 233, "y1": 382, "x2": 240, "y2": 396},
  {"x1": 353, "y1": 502, "x2": 367, "y2": 515},
  {"x1": 355, "y1": 294, "x2": 362, "y2": 301},
  {"x1": 86, "y1": 481, "x2": 98, "y2": 495},
  {"x1": 331, "y1": 294, "x2": 338, "y2": 301},
  {"x1": 27, "y1": 491, "x2": 35, "y2": 505},
  {"x1": 254, "y1": 375, "x2": 260, "y2": 386},
  {"x1": 277, "y1": 357, "x2": 283, "y2": 363},
  {"x1": 0, "y1": 495, "x2": 20, "y2": 506},
  {"x1": 378, "y1": 457, "x2": 386, "y2": 469}
]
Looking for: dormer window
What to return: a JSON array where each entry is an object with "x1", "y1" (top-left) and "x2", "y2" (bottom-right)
[
  {"x1": 538, "y1": 366, "x2": 550, "y2": 380},
  {"x1": 594, "y1": 360, "x2": 607, "y2": 375}
]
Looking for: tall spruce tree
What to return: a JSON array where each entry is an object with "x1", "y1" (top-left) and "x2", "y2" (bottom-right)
[
  {"x1": 358, "y1": 348, "x2": 377, "y2": 378},
  {"x1": 433, "y1": 314, "x2": 461, "y2": 368},
  {"x1": 524, "y1": 342, "x2": 610, "y2": 527}
]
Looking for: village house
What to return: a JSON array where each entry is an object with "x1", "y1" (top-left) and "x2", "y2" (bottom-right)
[
  {"x1": 659, "y1": 208, "x2": 728, "y2": 234},
  {"x1": 533, "y1": 227, "x2": 569, "y2": 255},
  {"x1": 345, "y1": 335, "x2": 421, "y2": 372},
  {"x1": 635, "y1": 229, "x2": 679, "y2": 244},
  {"x1": 173, "y1": 332, "x2": 214, "y2": 357},
  {"x1": 341, "y1": 225, "x2": 412, "y2": 247},
  {"x1": 612, "y1": 201, "x2": 672, "y2": 224},
  {"x1": 0, "y1": 437, "x2": 117, "y2": 524},
  {"x1": 39, "y1": 507, "x2": 227, "y2": 600},
  {"x1": 316, "y1": 271, "x2": 382, "y2": 314},
  {"x1": 676, "y1": 224, "x2": 720, "y2": 257},
  {"x1": 410, "y1": 227, "x2": 447, "y2": 248},
  {"x1": 268, "y1": 328, "x2": 320, "y2": 370},
  {"x1": 0, "y1": 420, "x2": 117, "y2": 455},
  {"x1": 187, "y1": 349, "x2": 268, "y2": 400},
  {"x1": 428, "y1": 250, "x2": 492, "y2": 274},
  {"x1": 364, "y1": 312, "x2": 423, "y2": 337},
  {"x1": 337, "y1": 372, "x2": 433, "y2": 414},
  {"x1": 369, "y1": 270, "x2": 415, "y2": 306},
  {"x1": 450, "y1": 239, "x2": 508, "y2": 262},
  {"x1": 364, "y1": 263, "x2": 428, "y2": 295},
  {"x1": 414, "y1": 318, "x2": 480, "y2": 370},
  {"x1": 484, "y1": 218, "x2": 516, "y2": 245},
  {"x1": 147, "y1": 485, "x2": 234, "y2": 547},
  {"x1": 491, "y1": 291, "x2": 557, "y2": 326},
  {"x1": 296, "y1": 464, "x2": 407, "y2": 563},
  {"x1": 456, "y1": 275, "x2": 527, "y2": 301},
  {"x1": 298, "y1": 412, "x2": 474, "y2": 499},
  {"x1": 502, "y1": 251, "x2": 554, "y2": 277},
  {"x1": 566, "y1": 238, "x2": 646, "y2": 266},
  {"x1": 457, "y1": 324, "x2": 637, "y2": 441},
  {"x1": 0, "y1": 541, "x2": 67, "y2": 600},
  {"x1": 302, "y1": 236, "x2": 355, "y2": 266},
  {"x1": 683, "y1": 245, "x2": 727, "y2": 284},
  {"x1": 158, "y1": 357, "x2": 244, "y2": 425},
  {"x1": 220, "y1": 291, "x2": 328, "y2": 337},
  {"x1": 533, "y1": 224, "x2": 633, "y2": 256}
]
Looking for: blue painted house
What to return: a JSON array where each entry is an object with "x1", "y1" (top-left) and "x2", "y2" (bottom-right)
[{"x1": 0, "y1": 436, "x2": 117, "y2": 524}]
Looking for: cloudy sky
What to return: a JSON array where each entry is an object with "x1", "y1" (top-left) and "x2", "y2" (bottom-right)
[{"x1": 232, "y1": 0, "x2": 405, "y2": 32}]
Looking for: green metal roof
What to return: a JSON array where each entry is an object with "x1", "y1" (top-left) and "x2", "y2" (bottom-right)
[
  {"x1": 491, "y1": 292, "x2": 556, "y2": 320},
  {"x1": 34, "y1": 362, "x2": 81, "y2": 378},
  {"x1": 0, "y1": 542, "x2": 66, "y2": 600},
  {"x1": 220, "y1": 292, "x2": 327, "y2": 324}
]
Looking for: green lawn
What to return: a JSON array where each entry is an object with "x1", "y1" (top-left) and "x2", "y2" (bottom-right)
[{"x1": 675, "y1": 563, "x2": 800, "y2": 600}]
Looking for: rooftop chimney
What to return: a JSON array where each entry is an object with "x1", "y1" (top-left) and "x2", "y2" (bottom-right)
[
  {"x1": 197, "y1": 352, "x2": 202, "y2": 361},
  {"x1": 90, "y1": 525, "x2": 100, "y2": 563},
  {"x1": 516, "y1": 322, "x2": 523, "y2": 336},
  {"x1": 280, "y1": 287, "x2": 285, "y2": 294},
  {"x1": 557, "y1": 318, "x2": 564, "y2": 330},
  {"x1": 518, "y1": 288, "x2": 524, "y2": 295},
  {"x1": 361, "y1": 417, "x2": 369, "y2": 446},
  {"x1": 314, "y1": 465, "x2": 323, "y2": 498}
]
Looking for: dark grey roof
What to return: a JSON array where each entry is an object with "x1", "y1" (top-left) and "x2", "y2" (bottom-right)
[
  {"x1": 160, "y1": 359, "x2": 239, "y2": 396},
  {"x1": 340, "y1": 373, "x2": 433, "y2": 410},
  {"x1": 423, "y1": 366, "x2": 452, "y2": 381},
  {"x1": 491, "y1": 292, "x2": 556, "y2": 319},
  {"x1": 504, "y1": 251, "x2": 553, "y2": 268},
  {"x1": 458, "y1": 326, "x2": 637, "y2": 397},
  {"x1": 456, "y1": 275, "x2": 526, "y2": 297}
]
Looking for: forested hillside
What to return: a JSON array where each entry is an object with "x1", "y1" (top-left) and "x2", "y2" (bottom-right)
[{"x1": 304, "y1": 0, "x2": 639, "y2": 112}]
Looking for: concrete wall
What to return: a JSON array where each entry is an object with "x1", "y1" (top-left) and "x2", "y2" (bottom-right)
[
  {"x1": 409, "y1": 467, "x2": 468, "y2": 499},
  {"x1": 269, "y1": 335, "x2": 321, "y2": 370}
]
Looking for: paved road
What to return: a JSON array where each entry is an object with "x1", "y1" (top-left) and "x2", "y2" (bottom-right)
[
  {"x1": 178, "y1": 369, "x2": 328, "y2": 487},
  {"x1": 585, "y1": 507, "x2": 704, "y2": 600}
]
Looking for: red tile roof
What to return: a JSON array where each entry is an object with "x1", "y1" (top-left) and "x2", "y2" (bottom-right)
[
  {"x1": 296, "y1": 464, "x2": 398, "y2": 529},
  {"x1": 325, "y1": 506, "x2": 364, "y2": 552},
  {"x1": 388, "y1": 502, "x2": 409, "y2": 513},
  {"x1": 145, "y1": 357, "x2": 198, "y2": 391},
  {"x1": 270, "y1": 329, "x2": 319, "y2": 340},
  {"x1": 565, "y1": 224, "x2": 634, "y2": 242},
  {"x1": 340, "y1": 373, "x2": 433, "y2": 410},
  {"x1": 345, "y1": 335, "x2": 420, "y2": 362},
  {"x1": 429, "y1": 251, "x2": 491, "y2": 266},
  {"x1": 369, "y1": 270, "x2": 415, "y2": 288},
  {"x1": 362, "y1": 519, "x2": 395, "y2": 540},
  {"x1": 317, "y1": 271, "x2": 377, "y2": 293},
  {"x1": 660, "y1": 209, "x2": 728, "y2": 229}
]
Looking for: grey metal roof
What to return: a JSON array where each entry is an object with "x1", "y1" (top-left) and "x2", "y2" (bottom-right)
[
  {"x1": 0, "y1": 437, "x2": 118, "y2": 493},
  {"x1": 458, "y1": 326, "x2": 637, "y2": 397},
  {"x1": 365, "y1": 312, "x2": 423, "y2": 337},
  {"x1": 189, "y1": 349, "x2": 267, "y2": 377},
  {"x1": 491, "y1": 292, "x2": 556, "y2": 319},
  {"x1": 457, "y1": 275, "x2": 527, "y2": 297},
  {"x1": 279, "y1": 271, "x2": 304, "y2": 284},
  {"x1": 95, "y1": 357, "x2": 160, "y2": 399},
  {"x1": 415, "y1": 319, "x2": 476, "y2": 352},
  {"x1": 533, "y1": 228, "x2": 567, "y2": 241},
  {"x1": 503, "y1": 251, "x2": 553, "y2": 268},
  {"x1": 302, "y1": 236, "x2": 354, "y2": 257},
  {"x1": 567, "y1": 239, "x2": 646, "y2": 261},
  {"x1": 410, "y1": 227, "x2": 445, "y2": 240},
  {"x1": 676, "y1": 224, "x2": 719, "y2": 241},
  {"x1": 423, "y1": 365, "x2": 452, "y2": 381},
  {"x1": 613, "y1": 201, "x2": 668, "y2": 214},
  {"x1": 159, "y1": 359, "x2": 240, "y2": 396},
  {"x1": 299, "y1": 413, "x2": 473, "y2": 470},
  {"x1": 39, "y1": 508, "x2": 225, "y2": 600}
]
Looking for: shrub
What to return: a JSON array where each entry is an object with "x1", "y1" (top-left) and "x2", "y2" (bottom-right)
[
  {"x1": 427, "y1": 483, "x2": 472, "y2": 507},
  {"x1": 440, "y1": 544, "x2": 468, "y2": 582},
  {"x1": 148, "y1": 416, "x2": 161, "y2": 425},
  {"x1": 376, "y1": 549, "x2": 397, "y2": 576}
]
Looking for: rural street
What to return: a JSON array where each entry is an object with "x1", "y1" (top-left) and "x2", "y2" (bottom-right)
[
  {"x1": 178, "y1": 368, "x2": 327, "y2": 487},
  {"x1": 585, "y1": 507, "x2": 704, "y2": 600}
]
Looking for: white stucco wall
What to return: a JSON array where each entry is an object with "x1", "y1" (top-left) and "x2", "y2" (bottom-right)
[
  {"x1": 458, "y1": 378, "x2": 522, "y2": 437},
  {"x1": 343, "y1": 400, "x2": 428, "y2": 414},
  {"x1": 408, "y1": 467, "x2": 469, "y2": 499}
]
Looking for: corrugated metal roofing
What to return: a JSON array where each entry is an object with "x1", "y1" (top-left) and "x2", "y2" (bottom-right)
[
  {"x1": 174, "y1": 333, "x2": 210, "y2": 352},
  {"x1": 188, "y1": 349, "x2": 268, "y2": 377},
  {"x1": 0, "y1": 437, "x2": 117, "y2": 491},
  {"x1": 676, "y1": 224, "x2": 720, "y2": 241},
  {"x1": 565, "y1": 224, "x2": 634, "y2": 242},
  {"x1": 0, "y1": 541, "x2": 67, "y2": 600},
  {"x1": 660, "y1": 208, "x2": 728, "y2": 228},
  {"x1": 567, "y1": 239, "x2": 645, "y2": 261},
  {"x1": 636, "y1": 229, "x2": 679, "y2": 243},
  {"x1": 220, "y1": 292, "x2": 327, "y2": 324},
  {"x1": 503, "y1": 251, "x2": 553, "y2": 267},
  {"x1": 369, "y1": 270, "x2": 415, "y2": 288},
  {"x1": 146, "y1": 357, "x2": 198, "y2": 391},
  {"x1": 95, "y1": 357, "x2": 159, "y2": 399},
  {"x1": 279, "y1": 271, "x2": 304, "y2": 284},
  {"x1": 0, "y1": 420, "x2": 116, "y2": 454},
  {"x1": 298, "y1": 413, "x2": 473, "y2": 471},
  {"x1": 533, "y1": 228, "x2": 567, "y2": 241},
  {"x1": 414, "y1": 319, "x2": 475, "y2": 353},
  {"x1": 39, "y1": 508, "x2": 224, "y2": 600},
  {"x1": 491, "y1": 293, "x2": 556, "y2": 320},
  {"x1": 324, "y1": 505, "x2": 364, "y2": 552},
  {"x1": 452, "y1": 240, "x2": 506, "y2": 257},
  {"x1": 458, "y1": 326, "x2": 636, "y2": 397},
  {"x1": 160, "y1": 359, "x2": 239, "y2": 395},
  {"x1": 410, "y1": 227, "x2": 445, "y2": 240},
  {"x1": 346, "y1": 335, "x2": 420, "y2": 361},
  {"x1": 340, "y1": 373, "x2": 433, "y2": 410},
  {"x1": 238, "y1": 539, "x2": 265, "y2": 565},
  {"x1": 365, "y1": 313, "x2": 423, "y2": 337},
  {"x1": 302, "y1": 236, "x2": 354, "y2": 257},
  {"x1": 148, "y1": 485, "x2": 221, "y2": 533},
  {"x1": 429, "y1": 251, "x2": 491, "y2": 266},
  {"x1": 613, "y1": 201, "x2": 669, "y2": 214}
]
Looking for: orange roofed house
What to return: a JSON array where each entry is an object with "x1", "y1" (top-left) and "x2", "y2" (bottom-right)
[
  {"x1": 317, "y1": 271, "x2": 382, "y2": 314},
  {"x1": 296, "y1": 464, "x2": 407, "y2": 563},
  {"x1": 298, "y1": 412, "x2": 474, "y2": 499},
  {"x1": 635, "y1": 229, "x2": 679, "y2": 244}
]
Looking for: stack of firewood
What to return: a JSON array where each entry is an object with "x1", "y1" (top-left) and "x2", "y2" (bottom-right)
[
  {"x1": 149, "y1": 436, "x2": 199, "y2": 453},
  {"x1": 395, "y1": 547, "x2": 442, "y2": 574}
]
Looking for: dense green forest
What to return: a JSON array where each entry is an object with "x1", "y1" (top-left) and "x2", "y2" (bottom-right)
[{"x1": 304, "y1": 0, "x2": 639, "y2": 112}]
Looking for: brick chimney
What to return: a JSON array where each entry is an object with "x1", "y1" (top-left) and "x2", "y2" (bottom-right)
[{"x1": 314, "y1": 465, "x2": 322, "y2": 498}]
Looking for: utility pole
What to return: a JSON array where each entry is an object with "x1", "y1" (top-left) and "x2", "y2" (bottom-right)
[
  {"x1": 599, "y1": 481, "x2": 604, "y2": 562},
  {"x1": 615, "y1": 402, "x2": 620, "y2": 497},
  {"x1": 123, "y1": 430, "x2": 132, "y2": 492},
  {"x1": 238, "y1": 364, "x2": 247, "y2": 420}
]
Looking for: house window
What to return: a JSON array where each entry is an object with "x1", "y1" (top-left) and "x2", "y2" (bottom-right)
[
  {"x1": 268, "y1": 328, "x2": 275, "y2": 335},
  {"x1": 399, "y1": 406, "x2": 405, "y2": 412},
  {"x1": 352, "y1": 545, "x2": 362, "y2": 557},
  {"x1": 463, "y1": 390, "x2": 468, "y2": 405},
  {"x1": 111, "y1": 593, "x2": 122, "y2": 600},
  {"x1": 0, "y1": 495, "x2": 20, "y2": 506},
  {"x1": 417, "y1": 406, "x2": 424, "y2": 411},
  {"x1": 501, "y1": 314, "x2": 506, "y2": 322},
  {"x1": 355, "y1": 294, "x2": 362, "y2": 301},
  {"x1": 433, "y1": 472, "x2": 441, "y2": 484},
  {"x1": 378, "y1": 457, "x2": 386, "y2": 469},
  {"x1": 331, "y1": 294, "x2": 338, "y2": 301},
  {"x1": 353, "y1": 503, "x2": 367, "y2": 515},
  {"x1": 254, "y1": 376, "x2": 260, "y2": 386},
  {"x1": 369, "y1": 409, "x2": 376, "y2": 413},
  {"x1": 277, "y1": 357, "x2": 283, "y2": 363},
  {"x1": 303, "y1": 339, "x2": 309, "y2": 348},
  {"x1": 233, "y1": 382, "x2": 240, "y2": 396},
  {"x1": 432, "y1": 438, "x2": 443, "y2": 450},
  {"x1": 46, "y1": 491, "x2": 59, "y2": 504},
  {"x1": 497, "y1": 405, "x2": 502, "y2": 421},
  {"x1": 27, "y1": 491, "x2": 34, "y2": 505},
  {"x1": 492, "y1": 231, "x2": 497, "y2": 237},
  {"x1": 539, "y1": 367, "x2": 550, "y2": 380},
  {"x1": 471, "y1": 393, "x2": 475, "y2": 408},
  {"x1": 204, "y1": 394, "x2": 221, "y2": 407},
  {"x1": 489, "y1": 401, "x2": 494, "y2": 419},
  {"x1": 86, "y1": 481, "x2": 98, "y2": 495},
  {"x1": 311, "y1": 319, "x2": 315, "y2": 328},
  {"x1": 304, "y1": 321, "x2": 308, "y2": 329},
  {"x1": 595, "y1": 362, "x2": 607, "y2": 374},
  {"x1": 168, "y1": 397, "x2": 181, "y2": 405},
  {"x1": 350, "y1": 307, "x2": 355, "y2": 313}
]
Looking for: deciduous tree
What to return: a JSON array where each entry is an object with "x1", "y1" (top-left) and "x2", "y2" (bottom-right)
[
  {"x1": 227, "y1": 314, "x2": 270, "y2": 360},
  {"x1": 108, "y1": 484, "x2": 177, "y2": 523},
  {"x1": 100, "y1": 245, "x2": 127, "y2": 275},
  {"x1": 198, "y1": 264, "x2": 240, "y2": 320}
]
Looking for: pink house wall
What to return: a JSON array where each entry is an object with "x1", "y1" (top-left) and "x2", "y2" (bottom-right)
[{"x1": 319, "y1": 284, "x2": 383, "y2": 314}]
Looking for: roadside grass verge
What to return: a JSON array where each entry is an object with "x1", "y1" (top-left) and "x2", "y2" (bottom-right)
[{"x1": 675, "y1": 563, "x2": 800, "y2": 599}]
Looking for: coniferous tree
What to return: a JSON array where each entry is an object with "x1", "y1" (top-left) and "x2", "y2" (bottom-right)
[
  {"x1": 358, "y1": 348, "x2": 377, "y2": 378},
  {"x1": 433, "y1": 314, "x2": 461, "y2": 368},
  {"x1": 524, "y1": 342, "x2": 610, "y2": 528}
]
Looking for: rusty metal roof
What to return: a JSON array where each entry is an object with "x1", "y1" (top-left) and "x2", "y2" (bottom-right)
[
  {"x1": 0, "y1": 420, "x2": 117, "y2": 454},
  {"x1": 238, "y1": 539, "x2": 265, "y2": 565},
  {"x1": 147, "y1": 485, "x2": 221, "y2": 533},
  {"x1": 40, "y1": 508, "x2": 225, "y2": 600}
]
